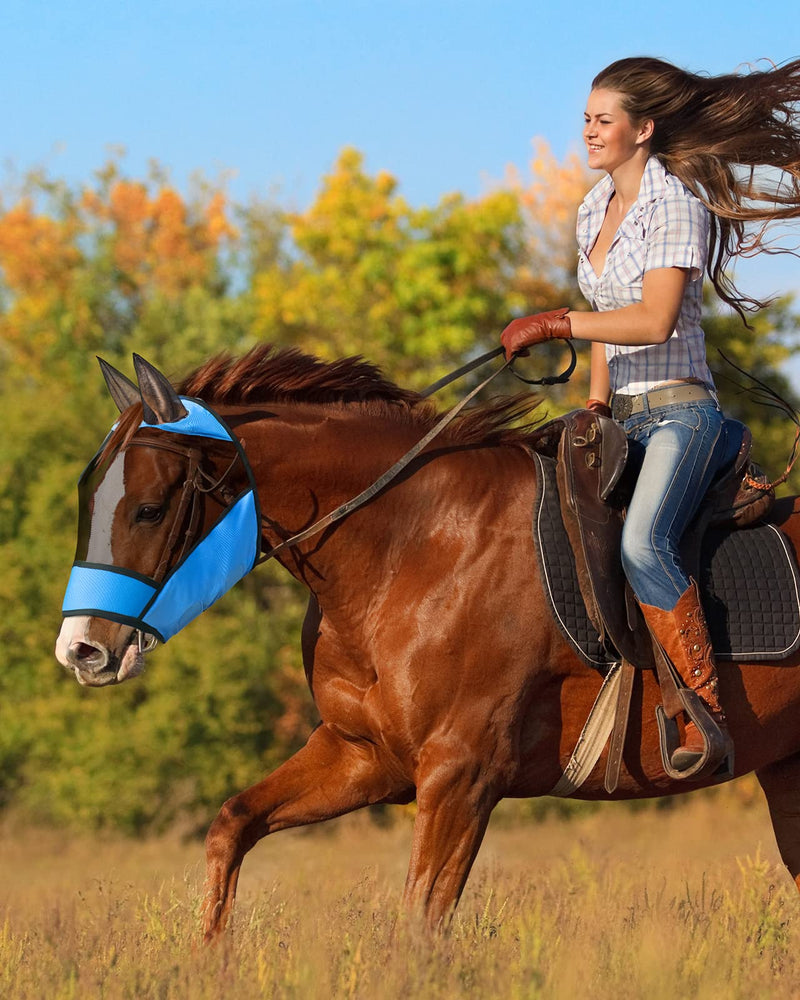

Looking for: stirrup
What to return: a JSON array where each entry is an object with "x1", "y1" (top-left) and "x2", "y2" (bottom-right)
[{"x1": 655, "y1": 688, "x2": 734, "y2": 782}]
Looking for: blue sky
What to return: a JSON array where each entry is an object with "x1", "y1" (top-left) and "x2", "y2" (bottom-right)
[{"x1": 3, "y1": 0, "x2": 799, "y2": 299}]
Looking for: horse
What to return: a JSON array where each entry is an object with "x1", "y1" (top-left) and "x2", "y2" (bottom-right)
[{"x1": 54, "y1": 345, "x2": 800, "y2": 942}]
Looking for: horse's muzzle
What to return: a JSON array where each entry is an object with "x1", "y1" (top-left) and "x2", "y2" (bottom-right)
[{"x1": 55, "y1": 617, "x2": 154, "y2": 685}]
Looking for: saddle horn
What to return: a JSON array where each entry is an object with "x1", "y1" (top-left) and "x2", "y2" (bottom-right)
[
  {"x1": 132, "y1": 354, "x2": 189, "y2": 425},
  {"x1": 97, "y1": 357, "x2": 140, "y2": 414}
]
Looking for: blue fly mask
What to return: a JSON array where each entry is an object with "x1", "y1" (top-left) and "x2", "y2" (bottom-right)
[{"x1": 61, "y1": 358, "x2": 261, "y2": 644}]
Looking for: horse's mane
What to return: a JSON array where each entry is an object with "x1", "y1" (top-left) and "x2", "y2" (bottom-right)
[
  {"x1": 107, "y1": 345, "x2": 544, "y2": 451},
  {"x1": 178, "y1": 346, "x2": 420, "y2": 407},
  {"x1": 181, "y1": 345, "x2": 544, "y2": 446}
]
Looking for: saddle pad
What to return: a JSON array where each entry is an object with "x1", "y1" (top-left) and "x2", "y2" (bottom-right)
[
  {"x1": 699, "y1": 524, "x2": 800, "y2": 661},
  {"x1": 531, "y1": 452, "x2": 800, "y2": 666}
]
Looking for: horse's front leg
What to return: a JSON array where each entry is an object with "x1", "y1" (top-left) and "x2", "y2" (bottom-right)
[
  {"x1": 203, "y1": 723, "x2": 409, "y2": 942},
  {"x1": 403, "y1": 752, "x2": 502, "y2": 929}
]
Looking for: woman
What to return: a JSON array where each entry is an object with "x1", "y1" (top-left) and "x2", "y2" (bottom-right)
[{"x1": 501, "y1": 56, "x2": 800, "y2": 774}]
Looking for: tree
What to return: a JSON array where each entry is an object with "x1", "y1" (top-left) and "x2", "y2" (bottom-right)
[
  {"x1": 704, "y1": 294, "x2": 800, "y2": 493},
  {"x1": 250, "y1": 147, "x2": 527, "y2": 392},
  {"x1": 505, "y1": 137, "x2": 594, "y2": 302}
]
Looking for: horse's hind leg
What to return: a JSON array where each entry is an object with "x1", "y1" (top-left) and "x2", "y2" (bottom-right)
[
  {"x1": 202, "y1": 723, "x2": 409, "y2": 942},
  {"x1": 757, "y1": 752, "x2": 800, "y2": 893}
]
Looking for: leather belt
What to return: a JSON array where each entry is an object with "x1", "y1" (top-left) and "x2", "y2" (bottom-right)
[{"x1": 611, "y1": 383, "x2": 714, "y2": 421}]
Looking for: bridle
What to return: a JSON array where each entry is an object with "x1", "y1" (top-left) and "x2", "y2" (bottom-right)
[
  {"x1": 125, "y1": 438, "x2": 243, "y2": 582},
  {"x1": 129, "y1": 345, "x2": 577, "y2": 567},
  {"x1": 119, "y1": 437, "x2": 243, "y2": 652},
  {"x1": 64, "y1": 393, "x2": 261, "y2": 647}
]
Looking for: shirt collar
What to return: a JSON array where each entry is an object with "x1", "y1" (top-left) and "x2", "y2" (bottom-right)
[
  {"x1": 638, "y1": 155, "x2": 669, "y2": 202},
  {"x1": 578, "y1": 156, "x2": 668, "y2": 249}
]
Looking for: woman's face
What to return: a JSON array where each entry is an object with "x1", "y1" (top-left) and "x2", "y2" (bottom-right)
[{"x1": 583, "y1": 88, "x2": 649, "y2": 173}]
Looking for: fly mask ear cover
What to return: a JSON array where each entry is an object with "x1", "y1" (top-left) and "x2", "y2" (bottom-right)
[{"x1": 61, "y1": 399, "x2": 261, "y2": 643}]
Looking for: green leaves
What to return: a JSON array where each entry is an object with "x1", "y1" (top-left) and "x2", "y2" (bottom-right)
[
  {"x1": 251, "y1": 148, "x2": 525, "y2": 390},
  {"x1": 704, "y1": 294, "x2": 800, "y2": 491}
]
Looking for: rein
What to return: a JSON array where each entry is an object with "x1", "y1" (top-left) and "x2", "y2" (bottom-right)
[{"x1": 258, "y1": 342, "x2": 576, "y2": 562}]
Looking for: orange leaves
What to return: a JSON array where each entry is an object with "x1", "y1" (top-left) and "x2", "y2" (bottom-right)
[
  {"x1": 0, "y1": 145, "x2": 586, "y2": 381},
  {"x1": 0, "y1": 201, "x2": 85, "y2": 362},
  {"x1": 105, "y1": 180, "x2": 150, "y2": 287},
  {"x1": 205, "y1": 191, "x2": 237, "y2": 243},
  {"x1": 0, "y1": 164, "x2": 238, "y2": 372},
  {"x1": 521, "y1": 138, "x2": 591, "y2": 225},
  {"x1": 0, "y1": 200, "x2": 81, "y2": 295},
  {"x1": 0, "y1": 173, "x2": 237, "y2": 305},
  {"x1": 82, "y1": 178, "x2": 237, "y2": 297},
  {"x1": 505, "y1": 138, "x2": 594, "y2": 283}
]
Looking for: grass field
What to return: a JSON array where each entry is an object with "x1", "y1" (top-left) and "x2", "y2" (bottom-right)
[{"x1": 3, "y1": 780, "x2": 800, "y2": 999}]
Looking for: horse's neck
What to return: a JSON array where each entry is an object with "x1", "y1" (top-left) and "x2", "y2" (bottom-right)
[
  {"x1": 236, "y1": 401, "x2": 538, "y2": 607},
  {"x1": 239, "y1": 402, "x2": 432, "y2": 564}
]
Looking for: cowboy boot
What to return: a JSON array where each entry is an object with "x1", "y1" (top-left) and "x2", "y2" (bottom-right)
[{"x1": 640, "y1": 580, "x2": 732, "y2": 772}]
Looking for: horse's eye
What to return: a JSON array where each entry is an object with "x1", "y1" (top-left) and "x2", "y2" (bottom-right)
[{"x1": 136, "y1": 504, "x2": 164, "y2": 524}]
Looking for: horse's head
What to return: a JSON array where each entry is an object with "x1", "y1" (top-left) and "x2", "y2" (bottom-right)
[{"x1": 55, "y1": 356, "x2": 261, "y2": 686}]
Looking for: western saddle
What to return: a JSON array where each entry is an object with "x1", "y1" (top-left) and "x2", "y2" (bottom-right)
[{"x1": 529, "y1": 408, "x2": 774, "y2": 786}]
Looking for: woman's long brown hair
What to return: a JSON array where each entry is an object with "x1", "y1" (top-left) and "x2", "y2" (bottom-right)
[{"x1": 593, "y1": 56, "x2": 800, "y2": 318}]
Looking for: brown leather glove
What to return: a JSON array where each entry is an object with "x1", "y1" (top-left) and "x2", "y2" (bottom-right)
[
  {"x1": 501, "y1": 307, "x2": 572, "y2": 360},
  {"x1": 586, "y1": 398, "x2": 612, "y2": 418}
]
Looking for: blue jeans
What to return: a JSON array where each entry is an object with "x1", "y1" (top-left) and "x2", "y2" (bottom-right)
[{"x1": 620, "y1": 398, "x2": 735, "y2": 611}]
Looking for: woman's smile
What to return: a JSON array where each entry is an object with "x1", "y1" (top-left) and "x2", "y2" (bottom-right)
[{"x1": 583, "y1": 88, "x2": 646, "y2": 174}]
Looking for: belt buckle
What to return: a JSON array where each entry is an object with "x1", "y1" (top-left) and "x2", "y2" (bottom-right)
[{"x1": 612, "y1": 395, "x2": 633, "y2": 421}]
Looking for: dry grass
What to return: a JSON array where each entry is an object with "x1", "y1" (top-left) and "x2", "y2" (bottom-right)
[{"x1": 2, "y1": 783, "x2": 799, "y2": 999}]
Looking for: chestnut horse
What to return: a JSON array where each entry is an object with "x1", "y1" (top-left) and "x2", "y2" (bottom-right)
[{"x1": 55, "y1": 346, "x2": 800, "y2": 941}]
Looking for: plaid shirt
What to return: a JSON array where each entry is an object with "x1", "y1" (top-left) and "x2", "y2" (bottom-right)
[{"x1": 576, "y1": 156, "x2": 713, "y2": 397}]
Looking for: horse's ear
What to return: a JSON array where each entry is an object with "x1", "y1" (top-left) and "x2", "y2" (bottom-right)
[
  {"x1": 97, "y1": 357, "x2": 140, "y2": 413},
  {"x1": 132, "y1": 354, "x2": 189, "y2": 425}
]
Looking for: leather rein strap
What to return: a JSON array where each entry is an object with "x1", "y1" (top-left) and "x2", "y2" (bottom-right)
[{"x1": 259, "y1": 343, "x2": 577, "y2": 562}]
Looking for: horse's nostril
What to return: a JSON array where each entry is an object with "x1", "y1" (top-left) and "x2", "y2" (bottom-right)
[{"x1": 68, "y1": 642, "x2": 108, "y2": 670}]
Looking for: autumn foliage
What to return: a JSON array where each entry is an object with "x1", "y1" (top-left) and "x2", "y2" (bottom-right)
[
  {"x1": 0, "y1": 167, "x2": 237, "y2": 370},
  {"x1": 82, "y1": 181, "x2": 236, "y2": 296},
  {"x1": 252, "y1": 147, "x2": 529, "y2": 388}
]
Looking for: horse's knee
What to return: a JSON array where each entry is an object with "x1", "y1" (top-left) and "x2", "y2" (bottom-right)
[
  {"x1": 206, "y1": 795, "x2": 254, "y2": 857},
  {"x1": 416, "y1": 747, "x2": 507, "y2": 810}
]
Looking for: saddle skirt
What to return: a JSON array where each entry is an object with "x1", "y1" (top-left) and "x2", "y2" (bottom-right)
[{"x1": 529, "y1": 411, "x2": 800, "y2": 669}]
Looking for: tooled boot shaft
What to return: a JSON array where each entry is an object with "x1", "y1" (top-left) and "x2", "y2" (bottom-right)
[{"x1": 639, "y1": 580, "x2": 725, "y2": 720}]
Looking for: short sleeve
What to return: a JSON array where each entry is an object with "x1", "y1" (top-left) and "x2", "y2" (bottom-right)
[{"x1": 644, "y1": 187, "x2": 710, "y2": 281}]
